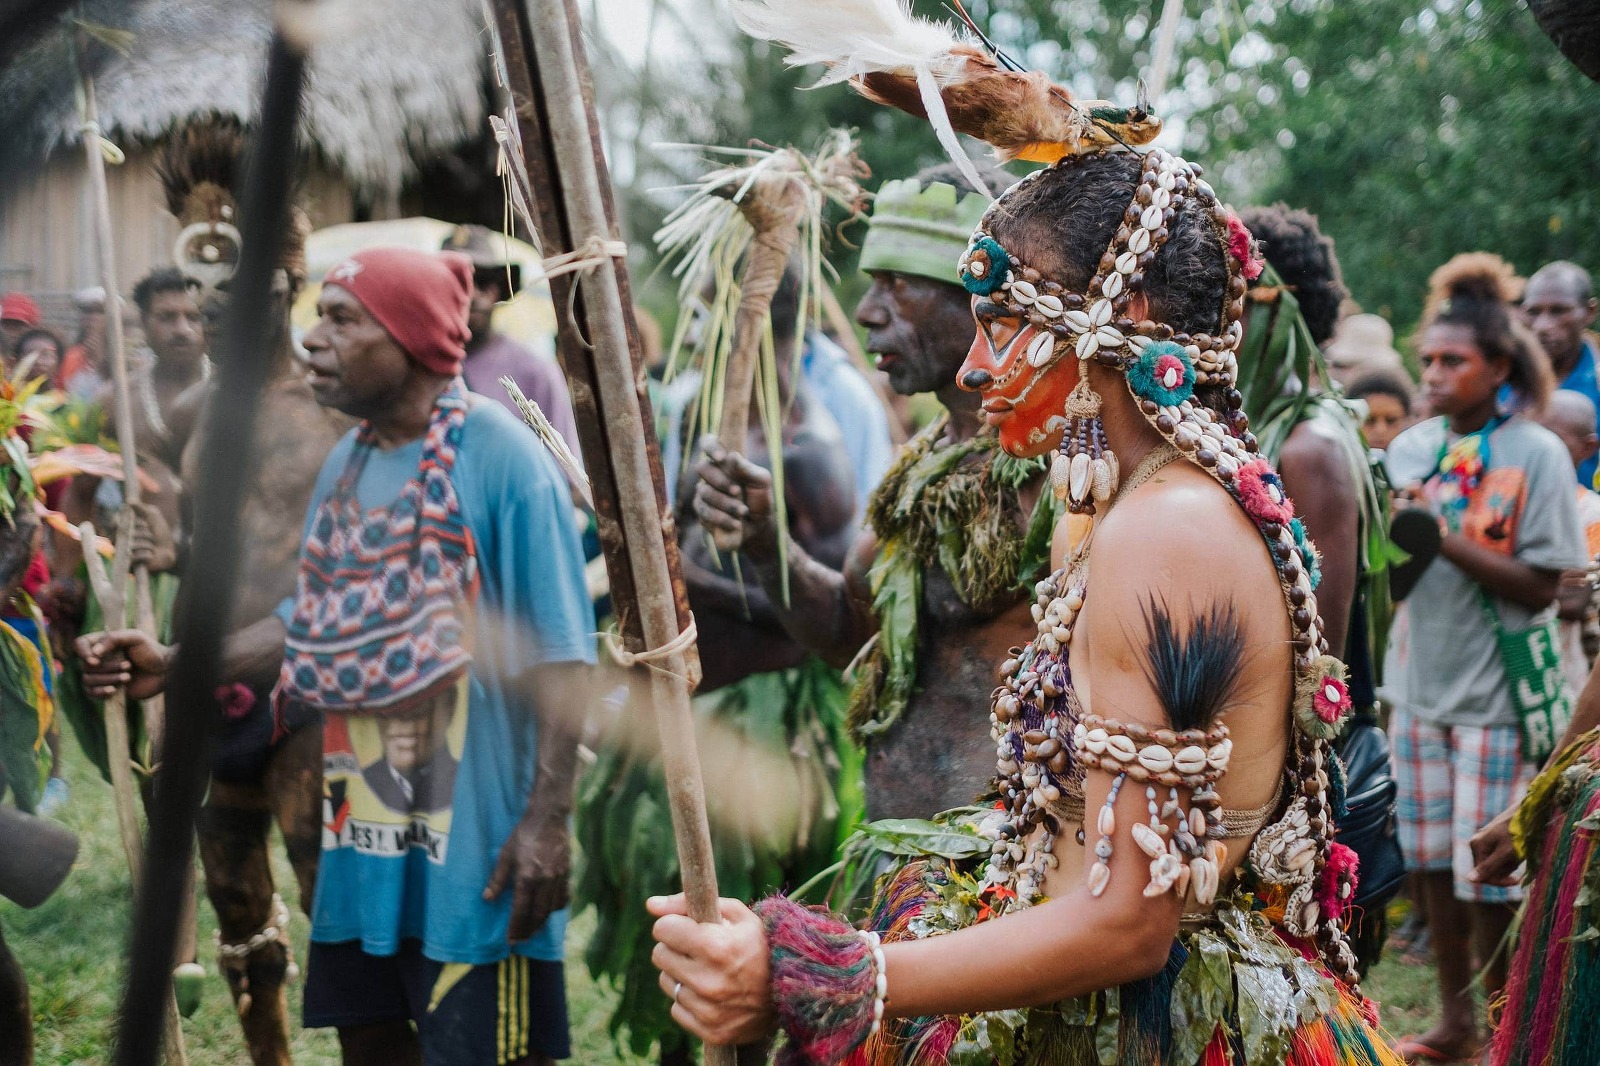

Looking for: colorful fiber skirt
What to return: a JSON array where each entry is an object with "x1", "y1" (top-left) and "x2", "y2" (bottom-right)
[
  {"x1": 847, "y1": 861, "x2": 1402, "y2": 1066},
  {"x1": 1492, "y1": 728, "x2": 1600, "y2": 1066}
]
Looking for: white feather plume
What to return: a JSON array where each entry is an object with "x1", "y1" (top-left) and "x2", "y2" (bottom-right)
[
  {"x1": 728, "y1": 0, "x2": 965, "y2": 85},
  {"x1": 728, "y1": 0, "x2": 991, "y2": 198}
]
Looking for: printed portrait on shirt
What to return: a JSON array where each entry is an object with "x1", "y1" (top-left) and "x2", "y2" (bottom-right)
[{"x1": 321, "y1": 679, "x2": 468, "y2": 864}]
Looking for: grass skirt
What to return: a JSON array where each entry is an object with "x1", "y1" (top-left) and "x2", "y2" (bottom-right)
[
  {"x1": 1492, "y1": 728, "x2": 1600, "y2": 1066},
  {"x1": 842, "y1": 860, "x2": 1402, "y2": 1066},
  {"x1": 574, "y1": 658, "x2": 857, "y2": 1058}
]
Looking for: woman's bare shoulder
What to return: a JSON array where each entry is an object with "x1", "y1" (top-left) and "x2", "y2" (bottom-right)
[
  {"x1": 1096, "y1": 462, "x2": 1264, "y2": 565},
  {"x1": 1079, "y1": 461, "x2": 1285, "y2": 646}
]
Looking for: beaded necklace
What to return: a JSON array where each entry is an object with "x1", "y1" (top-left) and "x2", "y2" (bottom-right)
[
  {"x1": 135, "y1": 350, "x2": 213, "y2": 441},
  {"x1": 982, "y1": 443, "x2": 1184, "y2": 904},
  {"x1": 969, "y1": 148, "x2": 1365, "y2": 988}
]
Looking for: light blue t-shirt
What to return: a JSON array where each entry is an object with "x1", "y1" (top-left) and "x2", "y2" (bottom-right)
[
  {"x1": 801, "y1": 330, "x2": 894, "y2": 521},
  {"x1": 657, "y1": 334, "x2": 894, "y2": 526},
  {"x1": 278, "y1": 398, "x2": 595, "y2": 964}
]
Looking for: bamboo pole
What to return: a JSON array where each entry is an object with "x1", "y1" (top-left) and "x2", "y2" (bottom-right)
[
  {"x1": 487, "y1": 2, "x2": 730, "y2": 1062},
  {"x1": 80, "y1": 526, "x2": 188, "y2": 1065},
  {"x1": 78, "y1": 526, "x2": 142, "y2": 880}
]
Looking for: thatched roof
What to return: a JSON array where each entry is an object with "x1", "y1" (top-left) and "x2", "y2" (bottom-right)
[{"x1": 0, "y1": 0, "x2": 489, "y2": 196}]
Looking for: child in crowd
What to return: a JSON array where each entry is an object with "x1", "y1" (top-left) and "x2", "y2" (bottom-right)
[{"x1": 1348, "y1": 367, "x2": 1415, "y2": 453}]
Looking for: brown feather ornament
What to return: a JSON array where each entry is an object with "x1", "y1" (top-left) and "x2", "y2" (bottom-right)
[
  {"x1": 730, "y1": 0, "x2": 1161, "y2": 175},
  {"x1": 860, "y1": 45, "x2": 1160, "y2": 163}
]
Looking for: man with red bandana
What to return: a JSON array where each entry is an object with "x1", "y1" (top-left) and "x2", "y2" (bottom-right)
[{"x1": 78, "y1": 247, "x2": 594, "y2": 1066}]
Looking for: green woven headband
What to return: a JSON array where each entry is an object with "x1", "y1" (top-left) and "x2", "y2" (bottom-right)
[{"x1": 859, "y1": 178, "x2": 991, "y2": 286}]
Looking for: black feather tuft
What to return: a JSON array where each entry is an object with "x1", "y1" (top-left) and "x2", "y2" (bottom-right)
[
  {"x1": 156, "y1": 114, "x2": 247, "y2": 218},
  {"x1": 1135, "y1": 595, "x2": 1248, "y2": 732}
]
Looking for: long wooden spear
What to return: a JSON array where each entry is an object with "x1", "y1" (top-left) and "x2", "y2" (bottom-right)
[
  {"x1": 73, "y1": 22, "x2": 190, "y2": 1065},
  {"x1": 74, "y1": 22, "x2": 167, "y2": 758},
  {"x1": 485, "y1": 2, "x2": 732, "y2": 1062},
  {"x1": 112, "y1": 11, "x2": 307, "y2": 1064}
]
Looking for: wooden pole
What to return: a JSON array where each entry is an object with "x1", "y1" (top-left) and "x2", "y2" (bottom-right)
[
  {"x1": 487, "y1": 2, "x2": 731, "y2": 1062},
  {"x1": 73, "y1": 29, "x2": 189, "y2": 1066},
  {"x1": 80, "y1": 530, "x2": 188, "y2": 1065},
  {"x1": 74, "y1": 33, "x2": 167, "y2": 757},
  {"x1": 77, "y1": 528, "x2": 141, "y2": 877},
  {"x1": 713, "y1": 177, "x2": 808, "y2": 457}
]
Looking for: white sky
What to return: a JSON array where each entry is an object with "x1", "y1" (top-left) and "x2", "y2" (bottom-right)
[{"x1": 589, "y1": 0, "x2": 701, "y2": 68}]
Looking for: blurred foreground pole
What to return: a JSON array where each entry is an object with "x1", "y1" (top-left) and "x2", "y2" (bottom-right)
[
  {"x1": 113, "y1": 14, "x2": 307, "y2": 1066},
  {"x1": 485, "y1": 2, "x2": 731, "y2": 1063}
]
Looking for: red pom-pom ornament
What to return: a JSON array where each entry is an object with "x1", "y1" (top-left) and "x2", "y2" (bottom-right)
[
  {"x1": 1317, "y1": 841, "x2": 1361, "y2": 923},
  {"x1": 1235, "y1": 459, "x2": 1295, "y2": 526},
  {"x1": 1226, "y1": 214, "x2": 1266, "y2": 281},
  {"x1": 1313, "y1": 676, "x2": 1351, "y2": 725}
]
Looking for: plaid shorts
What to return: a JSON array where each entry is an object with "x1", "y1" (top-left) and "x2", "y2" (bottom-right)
[{"x1": 1391, "y1": 709, "x2": 1534, "y2": 903}]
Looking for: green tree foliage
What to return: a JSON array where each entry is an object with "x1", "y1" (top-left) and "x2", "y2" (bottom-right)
[
  {"x1": 598, "y1": 0, "x2": 1599, "y2": 333},
  {"x1": 1199, "y1": 0, "x2": 1600, "y2": 328}
]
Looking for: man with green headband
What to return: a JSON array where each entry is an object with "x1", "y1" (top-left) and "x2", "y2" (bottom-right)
[{"x1": 695, "y1": 161, "x2": 1062, "y2": 820}]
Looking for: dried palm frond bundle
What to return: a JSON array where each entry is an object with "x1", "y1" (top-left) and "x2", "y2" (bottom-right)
[{"x1": 654, "y1": 133, "x2": 867, "y2": 577}]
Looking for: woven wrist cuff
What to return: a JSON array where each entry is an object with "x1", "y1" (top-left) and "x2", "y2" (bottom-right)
[{"x1": 754, "y1": 894, "x2": 880, "y2": 1066}]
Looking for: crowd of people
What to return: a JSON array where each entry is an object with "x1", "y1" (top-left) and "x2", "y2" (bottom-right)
[{"x1": 2, "y1": 25, "x2": 1600, "y2": 1066}]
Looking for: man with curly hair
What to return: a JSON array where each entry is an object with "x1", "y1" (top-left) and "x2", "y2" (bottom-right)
[
  {"x1": 1236, "y1": 203, "x2": 1403, "y2": 976},
  {"x1": 1237, "y1": 204, "x2": 1366, "y2": 703}
]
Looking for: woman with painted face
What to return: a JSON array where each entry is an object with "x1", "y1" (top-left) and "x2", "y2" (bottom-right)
[
  {"x1": 646, "y1": 4, "x2": 1406, "y2": 1062},
  {"x1": 1383, "y1": 254, "x2": 1585, "y2": 1064}
]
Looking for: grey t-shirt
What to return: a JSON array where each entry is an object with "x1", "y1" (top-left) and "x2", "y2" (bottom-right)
[{"x1": 1385, "y1": 415, "x2": 1586, "y2": 728}]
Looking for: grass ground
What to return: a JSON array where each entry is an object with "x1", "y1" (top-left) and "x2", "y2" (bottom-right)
[{"x1": 8, "y1": 751, "x2": 1442, "y2": 1064}]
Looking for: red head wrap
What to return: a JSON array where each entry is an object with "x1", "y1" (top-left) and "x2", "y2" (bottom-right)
[
  {"x1": 322, "y1": 248, "x2": 472, "y2": 376},
  {"x1": 0, "y1": 292, "x2": 42, "y2": 327}
]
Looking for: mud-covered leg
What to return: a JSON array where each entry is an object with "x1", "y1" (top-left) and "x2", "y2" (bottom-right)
[
  {"x1": 266, "y1": 722, "x2": 323, "y2": 914},
  {"x1": 0, "y1": 921, "x2": 33, "y2": 1066},
  {"x1": 197, "y1": 785, "x2": 292, "y2": 1066},
  {"x1": 337, "y1": 1021, "x2": 422, "y2": 1066}
]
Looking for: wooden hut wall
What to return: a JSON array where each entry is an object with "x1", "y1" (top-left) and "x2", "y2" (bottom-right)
[{"x1": 0, "y1": 151, "x2": 354, "y2": 333}]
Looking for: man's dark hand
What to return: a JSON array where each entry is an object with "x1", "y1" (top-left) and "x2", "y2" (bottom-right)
[
  {"x1": 127, "y1": 502, "x2": 180, "y2": 573},
  {"x1": 693, "y1": 436, "x2": 778, "y2": 560},
  {"x1": 74, "y1": 629, "x2": 172, "y2": 701},
  {"x1": 1469, "y1": 808, "x2": 1522, "y2": 888},
  {"x1": 484, "y1": 813, "x2": 572, "y2": 943}
]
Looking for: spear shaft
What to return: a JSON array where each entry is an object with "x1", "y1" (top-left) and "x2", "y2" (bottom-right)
[{"x1": 487, "y1": 1, "x2": 731, "y2": 1061}]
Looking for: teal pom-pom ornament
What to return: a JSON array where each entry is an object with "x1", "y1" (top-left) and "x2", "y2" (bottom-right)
[
  {"x1": 1289, "y1": 517, "x2": 1322, "y2": 590},
  {"x1": 961, "y1": 236, "x2": 1010, "y2": 296},
  {"x1": 1127, "y1": 341, "x2": 1195, "y2": 406}
]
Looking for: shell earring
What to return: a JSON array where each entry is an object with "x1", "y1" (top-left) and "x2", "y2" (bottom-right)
[{"x1": 1050, "y1": 355, "x2": 1119, "y2": 513}]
